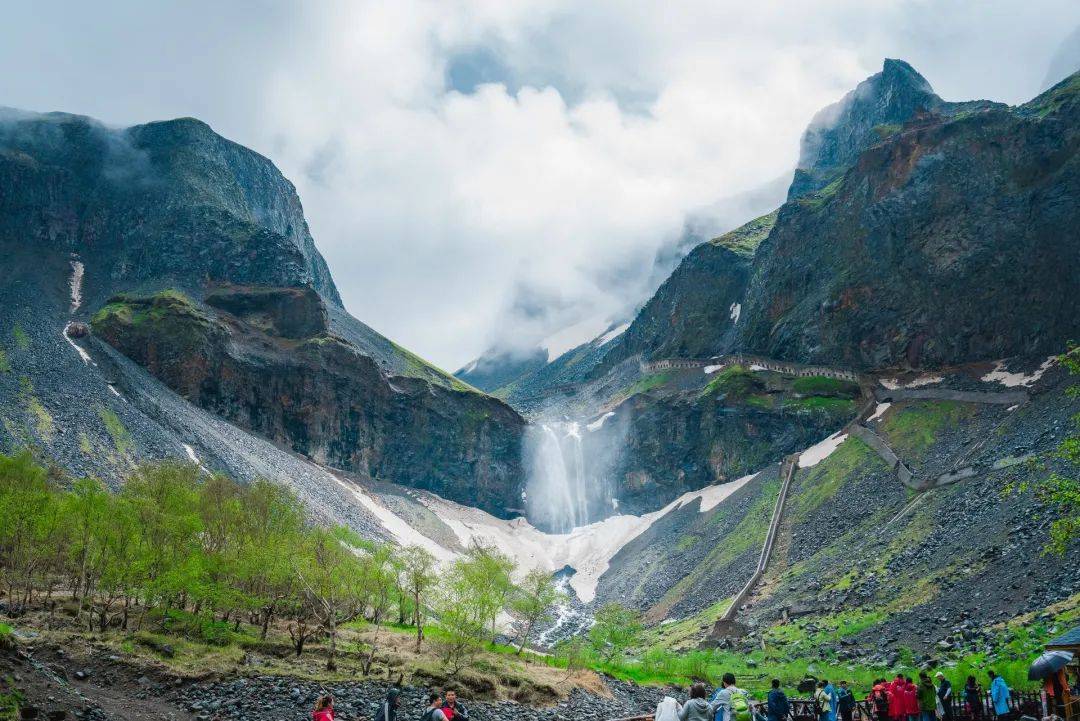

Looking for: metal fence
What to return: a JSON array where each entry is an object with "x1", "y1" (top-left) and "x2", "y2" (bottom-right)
[{"x1": 608, "y1": 690, "x2": 1050, "y2": 721}]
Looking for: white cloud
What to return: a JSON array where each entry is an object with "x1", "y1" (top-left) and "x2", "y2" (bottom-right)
[{"x1": 1, "y1": 1, "x2": 1077, "y2": 368}]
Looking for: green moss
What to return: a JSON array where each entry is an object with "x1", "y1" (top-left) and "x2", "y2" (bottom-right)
[
  {"x1": 872, "y1": 123, "x2": 903, "y2": 139},
  {"x1": 78, "y1": 432, "x2": 94, "y2": 458},
  {"x1": 12, "y1": 325, "x2": 29, "y2": 351},
  {"x1": 1024, "y1": 71, "x2": 1080, "y2": 118},
  {"x1": 784, "y1": 396, "x2": 857, "y2": 415},
  {"x1": 98, "y1": 407, "x2": 133, "y2": 457},
  {"x1": 879, "y1": 401, "x2": 975, "y2": 456},
  {"x1": 700, "y1": 364, "x2": 759, "y2": 399},
  {"x1": 791, "y1": 375, "x2": 859, "y2": 397},
  {"x1": 709, "y1": 209, "x2": 779, "y2": 258},
  {"x1": 17, "y1": 377, "x2": 53, "y2": 441},
  {"x1": 745, "y1": 393, "x2": 777, "y2": 410},
  {"x1": 0, "y1": 349, "x2": 9, "y2": 373},
  {"x1": 388, "y1": 341, "x2": 478, "y2": 393},
  {"x1": 790, "y1": 437, "x2": 883, "y2": 521},
  {"x1": 799, "y1": 177, "x2": 843, "y2": 210},
  {"x1": 627, "y1": 371, "x2": 675, "y2": 397}
]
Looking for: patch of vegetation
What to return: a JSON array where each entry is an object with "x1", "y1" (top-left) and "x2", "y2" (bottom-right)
[
  {"x1": 0, "y1": 350, "x2": 9, "y2": 374},
  {"x1": 709, "y1": 209, "x2": 779, "y2": 258},
  {"x1": 800, "y1": 177, "x2": 843, "y2": 210},
  {"x1": 873, "y1": 123, "x2": 903, "y2": 139},
  {"x1": 17, "y1": 377, "x2": 53, "y2": 441},
  {"x1": 792, "y1": 375, "x2": 859, "y2": 397},
  {"x1": 627, "y1": 371, "x2": 675, "y2": 397},
  {"x1": 78, "y1": 432, "x2": 94, "y2": 458},
  {"x1": 880, "y1": 400, "x2": 974, "y2": 455},
  {"x1": 11, "y1": 325, "x2": 29, "y2": 351},
  {"x1": 785, "y1": 396, "x2": 857, "y2": 415},
  {"x1": 701, "y1": 364, "x2": 759, "y2": 399},
  {"x1": 790, "y1": 437, "x2": 883, "y2": 521},
  {"x1": 389, "y1": 341, "x2": 478, "y2": 393},
  {"x1": 1024, "y1": 71, "x2": 1080, "y2": 118},
  {"x1": 98, "y1": 406, "x2": 133, "y2": 457}
]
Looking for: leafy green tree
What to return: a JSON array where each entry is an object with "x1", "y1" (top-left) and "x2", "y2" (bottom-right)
[
  {"x1": 588, "y1": 602, "x2": 643, "y2": 663},
  {"x1": 510, "y1": 569, "x2": 564, "y2": 654},
  {"x1": 400, "y1": 545, "x2": 437, "y2": 652},
  {"x1": 458, "y1": 541, "x2": 515, "y2": 641},
  {"x1": 293, "y1": 527, "x2": 366, "y2": 670}
]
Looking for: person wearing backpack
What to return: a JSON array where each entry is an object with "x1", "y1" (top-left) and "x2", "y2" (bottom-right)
[
  {"x1": 837, "y1": 681, "x2": 856, "y2": 721},
  {"x1": 421, "y1": 692, "x2": 447, "y2": 721},
  {"x1": 767, "y1": 679, "x2": 790, "y2": 721},
  {"x1": 815, "y1": 681, "x2": 832, "y2": 721},
  {"x1": 935, "y1": 673, "x2": 952, "y2": 721},
  {"x1": 373, "y1": 688, "x2": 401, "y2": 721},
  {"x1": 711, "y1": 673, "x2": 750, "y2": 721},
  {"x1": 872, "y1": 680, "x2": 891, "y2": 721}
]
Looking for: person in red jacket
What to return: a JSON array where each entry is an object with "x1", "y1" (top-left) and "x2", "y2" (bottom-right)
[
  {"x1": 889, "y1": 675, "x2": 907, "y2": 721},
  {"x1": 904, "y1": 677, "x2": 920, "y2": 721},
  {"x1": 313, "y1": 695, "x2": 335, "y2": 721}
]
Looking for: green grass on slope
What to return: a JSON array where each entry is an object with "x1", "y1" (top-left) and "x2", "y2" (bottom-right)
[
  {"x1": 627, "y1": 371, "x2": 675, "y2": 398},
  {"x1": 709, "y1": 210, "x2": 779, "y2": 258},
  {"x1": 879, "y1": 401, "x2": 975, "y2": 456},
  {"x1": 388, "y1": 341, "x2": 480, "y2": 394},
  {"x1": 790, "y1": 436, "x2": 884, "y2": 521},
  {"x1": 792, "y1": 376, "x2": 860, "y2": 397}
]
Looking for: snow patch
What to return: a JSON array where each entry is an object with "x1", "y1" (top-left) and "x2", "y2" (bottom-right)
[
  {"x1": 63, "y1": 323, "x2": 93, "y2": 365},
  {"x1": 328, "y1": 472, "x2": 455, "y2": 562},
  {"x1": 419, "y1": 474, "x2": 756, "y2": 603},
  {"x1": 729, "y1": 302, "x2": 741, "y2": 324},
  {"x1": 880, "y1": 374, "x2": 942, "y2": 390},
  {"x1": 69, "y1": 259, "x2": 84, "y2": 314},
  {"x1": 597, "y1": 322, "x2": 630, "y2": 346},
  {"x1": 182, "y1": 444, "x2": 206, "y2": 470},
  {"x1": 866, "y1": 402, "x2": 891, "y2": 422},
  {"x1": 981, "y1": 356, "x2": 1056, "y2": 388},
  {"x1": 704, "y1": 364, "x2": 726, "y2": 374},
  {"x1": 107, "y1": 384, "x2": 122, "y2": 398},
  {"x1": 799, "y1": 431, "x2": 847, "y2": 468},
  {"x1": 586, "y1": 412, "x2": 615, "y2": 431},
  {"x1": 1007, "y1": 404, "x2": 1019, "y2": 412}
]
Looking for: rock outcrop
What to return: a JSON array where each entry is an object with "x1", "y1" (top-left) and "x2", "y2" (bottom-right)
[{"x1": 0, "y1": 108, "x2": 527, "y2": 515}]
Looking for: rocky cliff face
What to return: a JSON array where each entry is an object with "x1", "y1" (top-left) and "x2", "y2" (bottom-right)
[
  {"x1": 788, "y1": 59, "x2": 1002, "y2": 198},
  {"x1": 738, "y1": 71, "x2": 1080, "y2": 369},
  {"x1": 0, "y1": 108, "x2": 526, "y2": 516}
]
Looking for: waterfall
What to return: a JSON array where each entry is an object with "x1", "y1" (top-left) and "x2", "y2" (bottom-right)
[{"x1": 526, "y1": 421, "x2": 591, "y2": 533}]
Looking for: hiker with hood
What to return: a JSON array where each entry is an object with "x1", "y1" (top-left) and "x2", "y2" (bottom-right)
[
  {"x1": 905, "y1": 676, "x2": 920, "y2": 721},
  {"x1": 767, "y1": 679, "x2": 790, "y2": 721},
  {"x1": 917, "y1": 672, "x2": 937, "y2": 721},
  {"x1": 421, "y1": 692, "x2": 448, "y2": 721},
  {"x1": 313, "y1": 695, "x2": 335, "y2": 721},
  {"x1": 815, "y1": 681, "x2": 833, "y2": 721},
  {"x1": 837, "y1": 681, "x2": 856, "y2": 721},
  {"x1": 373, "y1": 688, "x2": 401, "y2": 721},
  {"x1": 681, "y1": 683, "x2": 725, "y2": 721},
  {"x1": 711, "y1": 673, "x2": 748, "y2": 721},
  {"x1": 442, "y1": 689, "x2": 469, "y2": 721},
  {"x1": 988, "y1": 672, "x2": 1010, "y2": 719},
  {"x1": 889, "y1": 675, "x2": 907, "y2": 721},
  {"x1": 935, "y1": 673, "x2": 953, "y2": 721}
]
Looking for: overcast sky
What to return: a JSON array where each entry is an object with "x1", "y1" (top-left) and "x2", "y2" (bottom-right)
[{"x1": 2, "y1": 1, "x2": 1078, "y2": 369}]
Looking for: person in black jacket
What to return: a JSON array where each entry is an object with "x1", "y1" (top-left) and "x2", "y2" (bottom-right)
[
  {"x1": 837, "y1": 681, "x2": 856, "y2": 721},
  {"x1": 373, "y1": 688, "x2": 400, "y2": 721},
  {"x1": 767, "y1": 679, "x2": 790, "y2": 721},
  {"x1": 935, "y1": 673, "x2": 952, "y2": 721}
]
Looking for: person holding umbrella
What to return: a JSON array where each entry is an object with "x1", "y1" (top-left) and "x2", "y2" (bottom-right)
[{"x1": 1028, "y1": 650, "x2": 1075, "y2": 718}]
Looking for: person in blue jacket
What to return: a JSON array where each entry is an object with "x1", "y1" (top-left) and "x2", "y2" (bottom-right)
[
  {"x1": 988, "y1": 671, "x2": 1010, "y2": 718},
  {"x1": 823, "y1": 680, "x2": 838, "y2": 721}
]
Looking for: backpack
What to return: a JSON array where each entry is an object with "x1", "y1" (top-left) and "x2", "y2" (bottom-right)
[
  {"x1": 732, "y1": 690, "x2": 752, "y2": 721},
  {"x1": 874, "y1": 691, "x2": 890, "y2": 714}
]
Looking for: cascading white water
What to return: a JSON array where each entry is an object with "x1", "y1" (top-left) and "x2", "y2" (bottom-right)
[{"x1": 527, "y1": 421, "x2": 591, "y2": 533}]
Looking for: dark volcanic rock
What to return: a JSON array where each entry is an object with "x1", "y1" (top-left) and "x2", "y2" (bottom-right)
[
  {"x1": 737, "y1": 69, "x2": 1080, "y2": 369},
  {"x1": 92, "y1": 288, "x2": 526, "y2": 516}
]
